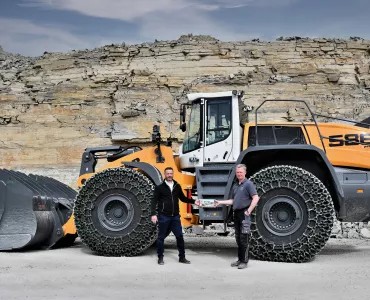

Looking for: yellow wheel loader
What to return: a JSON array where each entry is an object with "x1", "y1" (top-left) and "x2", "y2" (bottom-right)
[{"x1": 1, "y1": 90, "x2": 369, "y2": 263}]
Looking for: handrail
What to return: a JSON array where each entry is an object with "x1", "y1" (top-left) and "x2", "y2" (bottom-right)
[{"x1": 254, "y1": 99, "x2": 326, "y2": 152}]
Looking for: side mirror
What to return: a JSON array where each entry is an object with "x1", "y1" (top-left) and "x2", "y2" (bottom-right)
[
  {"x1": 180, "y1": 104, "x2": 186, "y2": 123},
  {"x1": 180, "y1": 123, "x2": 186, "y2": 132},
  {"x1": 179, "y1": 104, "x2": 187, "y2": 132}
]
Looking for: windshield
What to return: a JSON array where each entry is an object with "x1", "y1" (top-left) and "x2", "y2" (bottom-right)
[{"x1": 182, "y1": 102, "x2": 201, "y2": 153}]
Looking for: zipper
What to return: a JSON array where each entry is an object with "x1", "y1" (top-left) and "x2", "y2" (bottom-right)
[{"x1": 172, "y1": 183, "x2": 178, "y2": 216}]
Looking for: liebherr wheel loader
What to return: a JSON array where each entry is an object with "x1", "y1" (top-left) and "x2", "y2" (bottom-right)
[{"x1": 1, "y1": 90, "x2": 369, "y2": 263}]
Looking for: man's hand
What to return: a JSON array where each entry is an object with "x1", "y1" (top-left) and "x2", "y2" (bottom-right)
[
  {"x1": 214, "y1": 200, "x2": 220, "y2": 207},
  {"x1": 151, "y1": 215, "x2": 158, "y2": 223},
  {"x1": 195, "y1": 199, "x2": 201, "y2": 206},
  {"x1": 245, "y1": 210, "x2": 251, "y2": 216}
]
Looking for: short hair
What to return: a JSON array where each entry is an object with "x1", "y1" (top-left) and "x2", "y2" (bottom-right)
[
  {"x1": 236, "y1": 164, "x2": 247, "y2": 172},
  {"x1": 164, "y1": 167, "x2": 174, "y2": 173}
]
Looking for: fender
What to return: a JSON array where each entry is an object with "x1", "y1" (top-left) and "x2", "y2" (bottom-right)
[
  {"x1": 223, "y1": 145, "x2": 346, "y2": 219},
  {"x1": 121, "y1": 162, "x2": 163, "y2": 186}
]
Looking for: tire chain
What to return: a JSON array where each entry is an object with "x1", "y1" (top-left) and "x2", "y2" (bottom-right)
[
  {"x1": 249, "y1": 165, "x2": 334, "y2": 263},
  {"x1": 74, "y1": 168, "x2": 158, "y2": 257}
]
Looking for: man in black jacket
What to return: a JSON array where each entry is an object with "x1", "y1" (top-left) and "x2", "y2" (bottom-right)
[{"x1": 151, "y1": 167, "x2": 200, "y2": 265}]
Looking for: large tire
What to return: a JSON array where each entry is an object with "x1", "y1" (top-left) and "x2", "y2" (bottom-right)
[
  {"x1": 249, "y1": 165, "x2": 334, "y2": 263},
  {"x1": 74, "y1": 167, "x2": 158, "y2": 257}
]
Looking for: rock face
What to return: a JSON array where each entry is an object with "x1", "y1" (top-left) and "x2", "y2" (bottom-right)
[{"x1": 1, "y1": 35, "x2": 370, "y2": 169}]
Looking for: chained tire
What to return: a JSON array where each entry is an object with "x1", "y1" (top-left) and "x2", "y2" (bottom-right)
[
  {"x1": 74, "y1": 167, "x2": 158, "y2": 257},
  {"x1": 249, "y1": 165, "x2": 334, "y2": 263}
]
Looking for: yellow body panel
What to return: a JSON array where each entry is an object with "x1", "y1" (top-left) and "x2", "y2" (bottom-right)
[
  {"x1": 62, "y1": 215, "x2": 77, "y2": 235},
  {"x1": 243, "y1": 122, "x2": 370, "y2": 169},
  {"x1": 76, "y1": 145, "x2": 197, "y2": 228},
  {"x1": 315, "y1": 123, "x2": 370, "y2": 169}
]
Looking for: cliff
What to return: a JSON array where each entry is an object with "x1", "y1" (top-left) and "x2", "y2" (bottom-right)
[{"x1": 1, "y1": 35, "x2": 370, "y2": 169}]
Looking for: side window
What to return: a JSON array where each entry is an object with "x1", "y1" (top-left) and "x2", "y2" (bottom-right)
[
  {"x1": 183, "y1": 102, "x2": 201, "y2": 153},
  {"x1": 248, "y1": 126, "x2": 307, "y2": 146},
  {"x1": 206, "y1": 99, "x2": 231, "y2": 146}
]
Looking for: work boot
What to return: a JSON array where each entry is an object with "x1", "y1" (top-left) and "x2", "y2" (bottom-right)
[
  {"x1": 158, "y1": 257, "x2": 164, "y2": 265},
  {"x1": 231, "y1": 260, "x2": 241, "y2": 267},
  {"x1": 179, "y1": 257, "x2": 191, "y2": 264},
  {"x1": 237, "y1": 262, "x2": 247, "y2": 269}
]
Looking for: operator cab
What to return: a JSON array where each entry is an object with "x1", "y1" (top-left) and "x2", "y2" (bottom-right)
[{"x1": 178, "y1": 90, "x2": 245, "y2": 171}]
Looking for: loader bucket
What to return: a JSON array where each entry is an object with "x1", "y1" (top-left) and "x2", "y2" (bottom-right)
[{"x1": 0, "y1": 169, "x2": 77, "y2": 251}]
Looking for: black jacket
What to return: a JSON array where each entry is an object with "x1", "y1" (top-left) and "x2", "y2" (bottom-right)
[{"x1": 151, "y1": 179, "x2": 195, "y2": 217}]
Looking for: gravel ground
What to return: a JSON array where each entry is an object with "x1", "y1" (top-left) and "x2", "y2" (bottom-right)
[{"x1": 1, "y1": 236, "x2": 370, "y2": 300}]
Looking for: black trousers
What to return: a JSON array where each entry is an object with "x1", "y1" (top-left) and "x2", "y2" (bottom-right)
[
  {"x1": 156, "y1": 214, "x2": 185, "y2": 259},
  {"x1": 233, "y1": 208, "x2": 251, "y2": 263}
]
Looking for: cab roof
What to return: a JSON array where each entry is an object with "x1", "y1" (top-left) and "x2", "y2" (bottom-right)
[{"x1": 186, "y1": 91, "x2": 236, "y2": 102}]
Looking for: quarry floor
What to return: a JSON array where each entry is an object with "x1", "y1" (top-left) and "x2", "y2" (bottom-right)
[{"x1": 1, "y1": 236, "x2": 370, "y2": 300}]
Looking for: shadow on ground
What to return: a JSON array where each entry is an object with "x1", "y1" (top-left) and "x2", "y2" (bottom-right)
[
  {"x1": 66, "y1": 236, "x2": 370, "y2": 261},
  {"x1": 318, "y1": 243, "x2": 362, "y2": 256}
]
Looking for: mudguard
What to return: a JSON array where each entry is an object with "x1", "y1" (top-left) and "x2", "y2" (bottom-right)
[{"x1": 223, "y1": 145, "x2": 346, "y2": 219}]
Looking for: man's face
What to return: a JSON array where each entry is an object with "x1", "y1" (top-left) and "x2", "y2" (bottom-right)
[
  {"x1": 236, "y1": 167, "x2": 246, "y2": 181},
  {"x1": 165, "y1": 169, "x2": 174, "y2": 182}
]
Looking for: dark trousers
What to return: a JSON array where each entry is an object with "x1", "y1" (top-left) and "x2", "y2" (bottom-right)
[
  {"x1": 156, "y1": 214, "x2": 185, "y2": 259},
  {"x1": 233, "y1": 208, "x2": 251, "y2": 263}
]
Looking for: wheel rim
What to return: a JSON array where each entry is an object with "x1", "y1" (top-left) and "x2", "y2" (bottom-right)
[
  {"x1": 97, "y1": 193, "x2": 134, "y2": 232},
  {"x1": 261, "y1": 195, "x2": 304, "y2": 237}
]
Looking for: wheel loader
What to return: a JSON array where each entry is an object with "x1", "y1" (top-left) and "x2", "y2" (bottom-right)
[{"x1": 1, "y1": 90, "x2": 369, "y2": 263}]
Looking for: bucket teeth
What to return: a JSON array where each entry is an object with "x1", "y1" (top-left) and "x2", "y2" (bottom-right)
[{"x1": 0, "y1": 169, "x2": 77, "y2": 251}]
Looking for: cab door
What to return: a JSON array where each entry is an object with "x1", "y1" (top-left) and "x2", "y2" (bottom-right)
[
  {"x1": 179, "y1": 100, "x2": 204, "y2": 168},
  {"x1": 203, "y1": 97, "x2": 234, "y2": 163}
]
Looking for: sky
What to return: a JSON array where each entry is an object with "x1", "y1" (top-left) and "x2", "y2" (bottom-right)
[{"x1": 0, "y1": 0, "x2": 369, "y2": 56}]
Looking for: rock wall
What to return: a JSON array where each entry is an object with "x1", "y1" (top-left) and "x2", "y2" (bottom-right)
[
  {"x1": 1, "y1": 35, "x2": 370, "y2": 169},
  {"x1": 1, "y1": 35, "x2": 370, "y2": 237}
]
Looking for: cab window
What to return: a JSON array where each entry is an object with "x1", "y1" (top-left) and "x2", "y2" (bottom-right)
[{"x1": 206, "y1": 99, "x2": 232, "y2": 146}]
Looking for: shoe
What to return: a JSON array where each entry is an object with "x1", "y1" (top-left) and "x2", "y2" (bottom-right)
[
  {"x1": 238, "y1": 262, "x2": 247, "y2": 269},
  {"x1": 179, "y1": 257, "x2": 191, "y2": 264},
  {"x1": 158, "y1": 257, "x2": 164, "y2": 265},
  {"x1": 231, "y1": 260, "x2": 241, "y2": 267}
]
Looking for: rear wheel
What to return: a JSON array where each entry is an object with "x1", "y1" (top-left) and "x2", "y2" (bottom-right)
[
  {"x1": 74, "y1": 168, "x2": 158, "y2": 256},
  {"x1": 249, "y1": 165, "x2": 334, "y2": 263}
]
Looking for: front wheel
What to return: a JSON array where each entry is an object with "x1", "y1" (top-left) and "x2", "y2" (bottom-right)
[
  {"x1": 249, "y1": 165, "x2": 334, "y2": 263},
  {"x1": 74, "y1": 167, "x2": 158, "y2": 257}
]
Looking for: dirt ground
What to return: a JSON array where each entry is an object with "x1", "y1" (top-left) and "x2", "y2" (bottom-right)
[{"x1": 1, "y1": 236, "x2": 370, "y2": 300}]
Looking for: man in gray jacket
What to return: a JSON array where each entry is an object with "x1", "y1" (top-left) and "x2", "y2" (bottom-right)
[{"x1": 215, "y1": 164, "x2": 259, "y2": 269}]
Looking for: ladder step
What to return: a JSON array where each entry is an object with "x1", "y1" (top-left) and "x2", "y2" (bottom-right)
[
  {"x1": 202, "y1": 191, "x2": 224, "y2": 197},
  {"x1": 197, "y1": 178, "x2": 229, "y2": 183},
  {"x1": 196, "y1": 165, "x2": 234, "y2": 201},
  {"x1": 198, "y1": 166, "x2": 233, "y2": 171}
]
